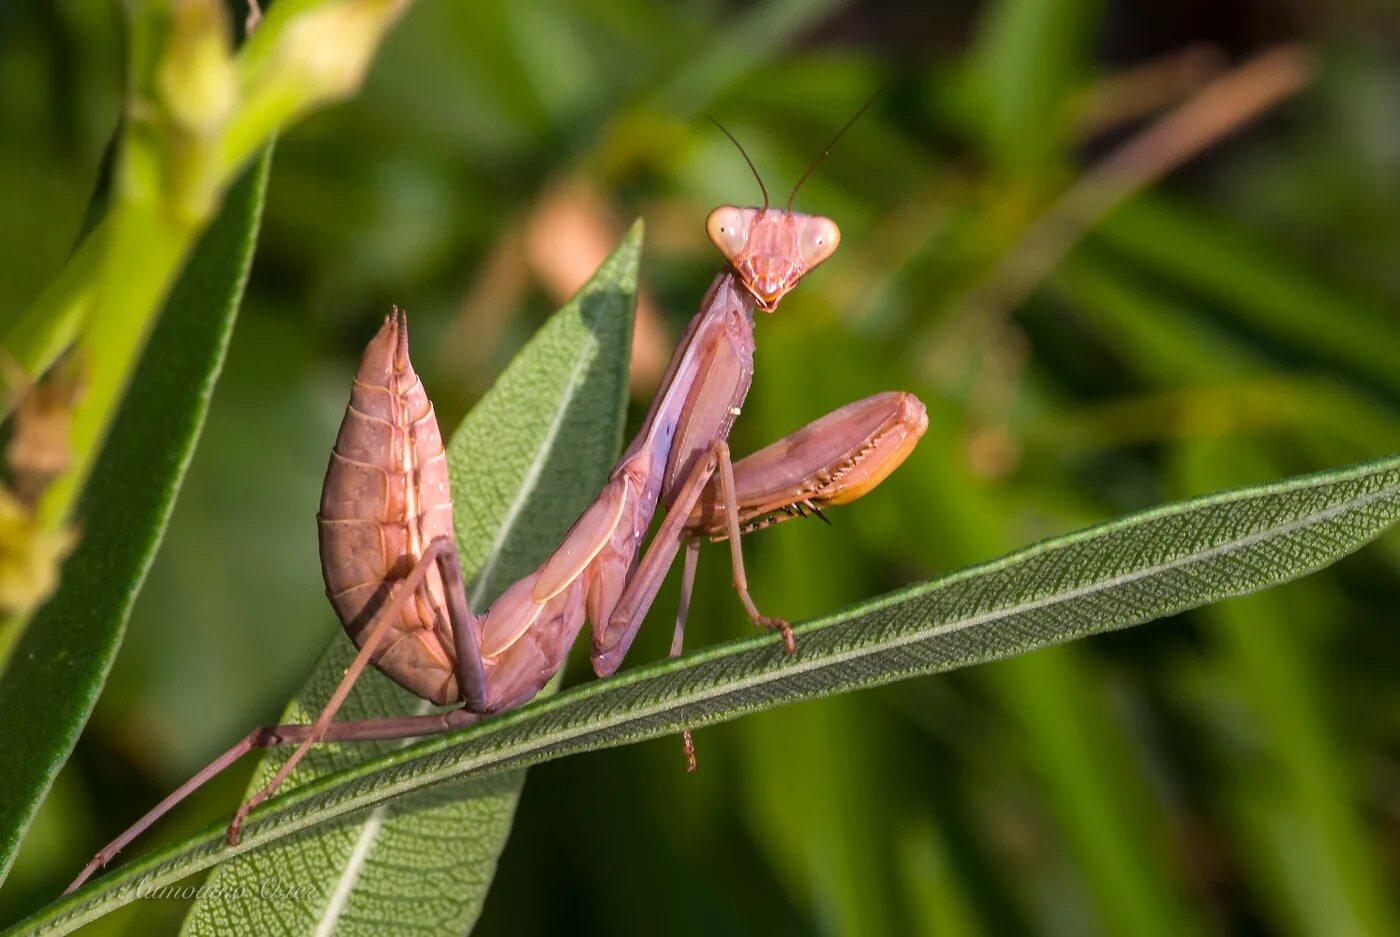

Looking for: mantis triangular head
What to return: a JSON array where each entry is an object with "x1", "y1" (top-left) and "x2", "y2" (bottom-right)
[{"x1": 706, "y1": 206, "x2": 840, "y2": 312}]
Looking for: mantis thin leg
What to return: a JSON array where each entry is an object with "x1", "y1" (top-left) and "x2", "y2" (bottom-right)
[
  {"x1": 436, "y1": 537, "x2": 489, "y2": 712},
  {"x1": 672, "y1": 539, "x2": 700, "y2": 660},
  {"x1": 227, "y1": 535, "x2": 485, "y2": 844},
  {"x1": 595, "y1": 442, "x2": 724, "y2": 675},
  {"x1": 713, "y1": 438, "x2": 795, "y2": 653},
  {"x1": 599, "y1": 439, "x2": 790, "y2": 674},
  {"x1": 673, "y1": 538, "x2": 701, "y2": 771},
  {"x1": 69, "y1": 532, "x2": 485, "y2": 895},
  {"x1": 68, "y1": 535, "x2": 492, "y2": 892},
  {"x1": 65, "y1": 707, "x2": 479, "y2": 894}
]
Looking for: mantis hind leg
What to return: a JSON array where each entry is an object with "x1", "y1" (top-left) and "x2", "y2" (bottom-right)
[
  {"x1": 227, "y1": 535, "x2": 487, "y2": 844},
  {"x1": 65, "y1": 707, "x2": 480, "y2": 894},
  {"x1": 66, "y1": 537, "x2": 489, "y2": 891}
]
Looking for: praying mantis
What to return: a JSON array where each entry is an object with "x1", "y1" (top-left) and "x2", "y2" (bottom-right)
[{"x1": 66, "y1": 123, "x2": 928, "y2": 894}]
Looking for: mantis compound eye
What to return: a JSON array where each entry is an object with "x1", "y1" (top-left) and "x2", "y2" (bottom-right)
[
  {"x1": 706, "y1": 206, "x2": 751, "y2": 263},
  {"x1": 797, "y1": 215, "x2": 840, "y2": 269}
]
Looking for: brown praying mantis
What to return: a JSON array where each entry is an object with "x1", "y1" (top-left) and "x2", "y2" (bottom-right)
[{"x1": 67, "y1": 124, "x2": 928, "y2": 894}]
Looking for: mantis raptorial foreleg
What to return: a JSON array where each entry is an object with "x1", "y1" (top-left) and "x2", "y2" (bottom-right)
[
  {"x1": 678, "y1": 390, "x2": 927, "y2": 624},
  {"x1": 665, "y1": 389, "x2": 929, "y2": 767}
]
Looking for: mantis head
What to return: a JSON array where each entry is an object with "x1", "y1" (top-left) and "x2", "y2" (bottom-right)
[
  {"x1": 701, "y1": 95, "x2": 877, "y2": 312},
  {"x1": 706, "y1": 206, "x2": 840, "y2": 312}
]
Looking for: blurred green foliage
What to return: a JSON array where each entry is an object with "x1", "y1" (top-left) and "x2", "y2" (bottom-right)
[{"x1": 2, "y1": 0, "x2": 1399, "y2": 934}]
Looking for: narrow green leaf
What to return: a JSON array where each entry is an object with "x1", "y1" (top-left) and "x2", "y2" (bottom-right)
[
  {"x1": 0, "y1": 146, "x2": 272, "y2": 887},
  {"x1": 1096, "y1": 194, "x2": 1400, "y2": 396},
  {"x1": 179, "y1": 224, "x2": 640, "y2": 936},
  {"x1": 965, "y1": 0, "x2": 1102, "y2": 170},
  {"x1": 23, "y1": 450, "x2": 1400, "y2": 935},
  {"x1": 898, "y1": 814, "x2": 989, "y2": 937},
  {"x1": 989, "y1": 649, "x2": 1209, "y2": 937},
  {"x1": 1175, "y1": 442, "x2": 1400, "y2": 937},
  {"x1": 655, "y1": 0, "x2": 853, "y2": 116}
]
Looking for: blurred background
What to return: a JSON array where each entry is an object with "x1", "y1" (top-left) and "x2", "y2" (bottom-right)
[{"x1": 3, "y1": 0, "x2": 1400, "y2": 933}]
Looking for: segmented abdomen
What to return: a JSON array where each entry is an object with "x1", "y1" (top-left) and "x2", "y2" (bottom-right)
[{"x1": 317, "y1": 312, "x2": 460, "y2": 705}]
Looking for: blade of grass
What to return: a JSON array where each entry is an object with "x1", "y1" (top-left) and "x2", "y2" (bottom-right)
[
  {"x1": 1176, "y1": 442, "x2": 1400, "y2": 937},
  {"x1": 1059, "y1": 245, "x2": 1400, "y2": 934},
  {"x1": 732, "y1": 318, "x2": 911, "y2": 935},
  {"x1": 898, "y1": 813, "x2": 990, "y2": 937},
  {"x1": 990, "y1": 648, "x2": 1208, "y2": 937},
  {"x1": 1095, "y1": 193, "x2": 1400, "y2": 397},
  {"x1": 965, "y1": 0, "x2": 1103, "y2": 170},
  {"x1": 654, "y1": 0, "x2": 853, "y2": 116},
  {"x1": 906, "y1": 398, "x2": 1210, "y2": 936}
]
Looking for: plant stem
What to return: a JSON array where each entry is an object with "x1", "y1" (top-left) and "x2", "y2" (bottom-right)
[{"x1": 0, "y1": 0, "x2": 415, "y2": 675}]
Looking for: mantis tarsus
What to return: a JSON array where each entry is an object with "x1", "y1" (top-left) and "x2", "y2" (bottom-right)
[{"x1": 66, "y1": 124, "x2": 928, "y2": 894}]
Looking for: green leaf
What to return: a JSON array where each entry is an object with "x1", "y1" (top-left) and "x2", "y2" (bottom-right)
[
  {"x1": 0, "y1": 146, "x2": 273, "y2": 887},
  {"x1": 179, "y1": 223, "x2": 641, "y2": 936},
  {"x1": 1096, "y1": 194, "x2": 1400, "y2": 396},
  {"x1": 964, "y1": 0, "x2": 1103, "y2": 170},
  {"x1": 24, "y1": 449, "x2": 1400, "y2": 935},
  {"x1": 654, "y1": 0, "x2": 853, "y2": 115},
  {"x1": 1174, "y1": 442, "x2": 1400, "y2": 937}
]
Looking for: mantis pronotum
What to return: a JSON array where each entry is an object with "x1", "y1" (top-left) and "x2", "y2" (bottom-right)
[{"x1": 67, "y1": 122, "x2": 927, "y2": 893}]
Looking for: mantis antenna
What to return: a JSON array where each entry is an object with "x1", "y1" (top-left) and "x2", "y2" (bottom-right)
[
  {"x1": 786, "y1": 89, "x2": 883, "y2": 212},
  {"x1": 702, "y1": 115, "x2": 769, "y2": 211}
]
